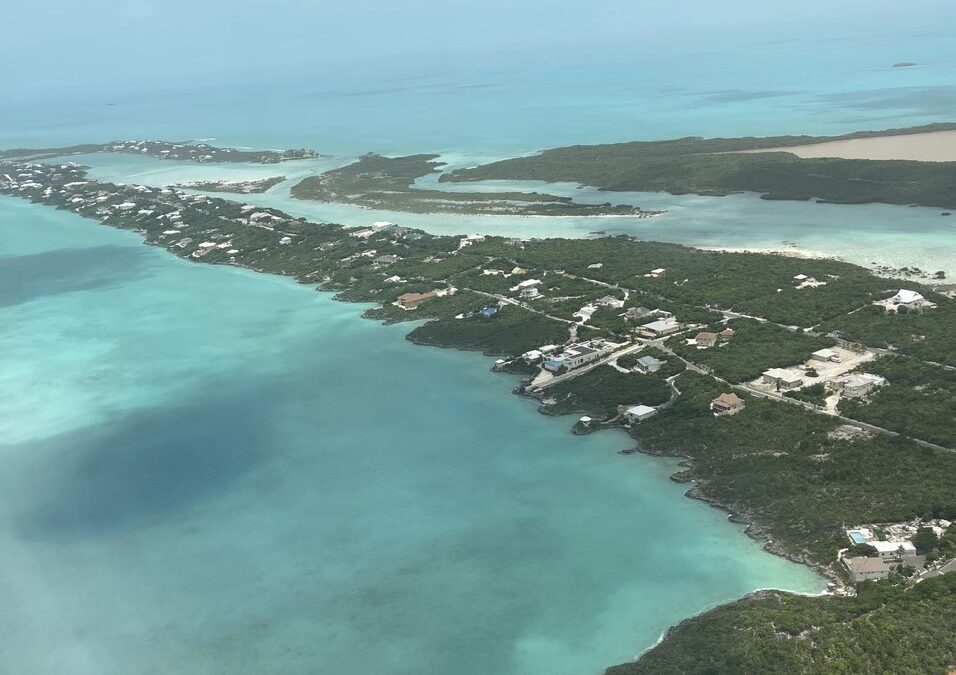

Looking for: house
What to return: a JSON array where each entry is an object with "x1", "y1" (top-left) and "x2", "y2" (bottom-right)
[
  {"x1": 624, "y1": 405, "x2": 657, "y2": 423},
  {"x1": 520, "y1": 286, "x2": 541, "y2": 299},
  {"x1": 811, "y1": 348, "x2": 841, "y2": 363},
  {"x1": 625, "y1": 306, "x2": 653, "y2": 321},
  {"x1": 558, "y1": 343, "x2": 602, "y2": 369},
  {"x1": 372, "y1": 220, "x2": 395, "y2": 230},
  {"x1": 384, "y1": 275, "x2": 403, "y2": 284},
  {"x1": 871, "y1": 540, "x2": 918, "y2": 561},
  {"x1": 830, "y1": 373, "x2": 886, "y2": 398},
  {"x1": 479, "y1": 305, "x2": 498, "y2": 319},
  {"x1": 516, "y1": 279, "x2": 542, "y2": 289},
  {"x1": 373, "y1": 254, "x2": 401, "y2": 265},
  {"x1": 522, "y1": 349, "x2": 543, "y2": 364},
  {"x1": 891, "y1": 289, "x2": 924, "y2": 305},
  {"x1": 638, "y1": 318, "x2": 680, "y2": 337},
  {"x1": 647, "y1": 268, "x2": 666, "y2": 278},
  {"x1": 842, "y1": 556, "x2": 892, "y2": 582},
  {"x1": 587, "y1": 263, "x2": 603, "y2": 270},
  {"x1": 279, "y1": 236, "x2": 293, "y2": 245},
  {"x1": 762, "y1": 368, "x2": 804, "y2": 390},
  {"x1": 695, "y1": 331, "x2": 718, "y2": 347},
  {"x1": 634, "y1": 355, "x2": 665, "y2": 374},
  {"x1": 793, "y1": 274, "x2": 808, "y2": 282},
  {"x1": 396, "y1": 291, "x2": 437, "y2": 310},
  {"x1": 595, "y1": 295, "x2": 625, "y2": 309},
  {"x1": 719, "y1": 328, "x2": 735, "y2": 339},
  {"x1": 711, "y1": 392, "x2": 745, "y2": 415}
]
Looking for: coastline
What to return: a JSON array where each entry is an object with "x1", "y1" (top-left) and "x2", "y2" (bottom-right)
[{"x1": 736, "y1": 129, "x2": 956, "y2": 162}]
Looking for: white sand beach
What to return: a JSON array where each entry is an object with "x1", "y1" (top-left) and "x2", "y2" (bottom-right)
[{"x1": 739, "y1": 130, "x2": 956, "y2": 162}]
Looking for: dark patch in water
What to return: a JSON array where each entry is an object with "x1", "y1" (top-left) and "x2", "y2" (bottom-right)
[
  {"x1": 13, "y1": 383, "x2": 270, "y2": 540},
  {"x1": 0, "y1": 245, "x2": 149, "y2": 308}
]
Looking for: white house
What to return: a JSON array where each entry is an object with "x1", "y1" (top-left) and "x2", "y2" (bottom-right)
[
  {"x1": 279, "y1": 236, "x2": 293, "y2": 245},
  {"x1": 811, "y1": 348, "x2": 841, "y2": 363},
  {"x1": 762, "y1": 368, "x2": 804, "y2": 390},
  {"x1": 624, "y1": 405, "x2": 657, "y2": 423},
  {"x1": 891, "y1": 289, "x2": 925, "y2": 305},
  {"x1": 522, "y1": 349, "x2": 543, "y2": 364},
  {"x1": 520, "y1": 286, "x2": 541, "y2": 299},
  {"x1": 638, "y1": 318, "x2": 680, "y2": 337},
  {"x1": 516, "y1": 279, "x2": 542, "y2": 289},
  {"x1": 830, "y1": 373, "x2": 886, "y2": 398},
  {"x1": 871, "y1": 540, "x2": 917, "y2": 560}
]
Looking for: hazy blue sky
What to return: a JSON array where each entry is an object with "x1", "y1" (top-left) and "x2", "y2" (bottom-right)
[{"x1": 4, "y1": 0, "x2": 953, "y2": 98}]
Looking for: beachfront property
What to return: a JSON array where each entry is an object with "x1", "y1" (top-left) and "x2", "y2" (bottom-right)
[
  {"x1": 633, "y1": 355, "x2": 665, "y2": 374},
  {"x1": 829, "y1": 373, "x2": 886, "y2": 398},
  {"x1": 842, "y1": 556, "x2": 894, "y2": 582},
  {"x1": 637, "y1": 317, "x2": 680, "y2": 337},
  {"x1": 762, "y1": 368, "x2": 804, "y2": 390},
  {"x1": 711, "y1": 392, "x2": 745, "y2": 416},
  {"x1": 544, "y1": 340, "x2": 616, "y2": 372},
  {"x1": 522, "y1": 349, "x2": 543, "y2": 364},
  {"x1": 892, "y1": 289, "x2": 925, "y2": 305},
  {"x1": 811, "y1": 348, "x2": 841, "y2": 363},
  {"x1": 624, "y1": 405, "x2": 657, "y2": 423},
  {"x1": 695, "y1": 331, "x2": 718, "y2": 348},
  {"x1": 396, "y1": 291, "x2": 438, "y2": 310}
]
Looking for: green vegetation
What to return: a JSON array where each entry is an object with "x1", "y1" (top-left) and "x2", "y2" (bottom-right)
[
  {"x1": 444, "y1": 123, "x2": 956, "y2": 210},
  {"x1": 671, "y1": 319, "x2": 832, "y2": 383},
  {"x1": 785, "y1": 383, "x2": 828, "y2": 406},
  {"x1": 631, "y1": 372, "x2": 956, "y2": 564},
  {"x1": 0, "y1": 140, "x2": 318, "y2": 163},
  {"x1": 838, "y1": 357, "x2": 956, "y2": 448},
  {"x1": 607, "y1": 574, "x2": 956, "y2": 675},
  {"x1": 819, "y1": 300, "x2": 956, "y2": 367},
  {"x1": 289, "y1": 152, "x2": 657, "y2": 216},
  {"x1": 175, "y1": 176, "x2": 286, "y2": 193},
  {"x1": 542, "y1": 358, "x2": 684, "y2": 419}
]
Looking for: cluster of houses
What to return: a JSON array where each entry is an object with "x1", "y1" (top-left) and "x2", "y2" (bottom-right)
[{"x1": 841, "y1": 526, "x2": 926, "y2": 582}]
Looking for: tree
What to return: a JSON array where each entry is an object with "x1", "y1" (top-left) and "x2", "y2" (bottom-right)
[
  {"x1": 848, "y1": 543, "x2": 878, "y2": 558},
  {"x1": 913, "y1": 527, "x2": 938, "y2": 555}
]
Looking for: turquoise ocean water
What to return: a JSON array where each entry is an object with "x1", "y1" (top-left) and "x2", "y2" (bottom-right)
[{"x1": 2, "y1": 12, "x2": 955, "y2": 674}]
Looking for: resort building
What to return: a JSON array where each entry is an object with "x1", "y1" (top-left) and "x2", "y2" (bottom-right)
[
  {"x1": 633, "y1": 355, "x2": 665, "y2": 374},
  {"x1": 711, "y1": 392, "x2": 745, "y2": 416},
  {"x1": 695, "y1": 331, "x2": 718, "y2": 347},
  {"x1": 624, "y1": 405, "x2": 657, "y2": 423},
  {"x1": 811, "y1": 348, "x2": 841, "y2": 363},
  {"x1": 762, "y1": 368, "x2": 804, "y2": 390}
]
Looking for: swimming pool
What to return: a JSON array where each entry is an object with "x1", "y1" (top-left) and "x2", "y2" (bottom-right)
[{"x1": 848, "y1": 531, "x2": 867, "y2": 544}]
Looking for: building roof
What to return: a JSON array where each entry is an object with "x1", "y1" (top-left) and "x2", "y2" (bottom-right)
[
  {"x1": 892, "y1": 289, "x2": 924, "y2": 304},
  {"x1": 696, "y1": 331, "x2": 718, "y2": 342},
  {"x1": 517, "y1": 278, "x2": 542, "y2": 288},
  {"x1": 712, "y1": 392, "x2": 744, "y2": 408},
  {"x1": 871, "y1": 540, "x2": 916, "y2": 554},
  {"x1": 626, "y1": 405, "x2": 657, "y2": 416},
  {"x1": 720, "y1": 328, "x2": 735, "y2": 337},
  {"x1": 641, "y1": 318, "x2": 679, "y2": 333},
  {"x1": 764, "y1": 368, "x2": 803, "y2": 382},
  {"x1": 813, "y1": 348, "x2": 839, "y2": 358},
  {"x1": 843, "y1": 556, "x2": 891, "y2": 574},
  {"x1": 636, "y1": 355, "x2": 664, "y2": 368}
]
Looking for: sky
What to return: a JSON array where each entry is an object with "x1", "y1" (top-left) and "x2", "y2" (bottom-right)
[{"x1": 4, "y1": 0, "x2": 954, "y2": 100}]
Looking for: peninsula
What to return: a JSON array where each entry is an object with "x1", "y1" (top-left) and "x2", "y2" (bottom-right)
[
  {"x1": 2, "y1": 147, "x2": 955, "y2": 674},
  {"x1": 0, "y1": 140, "x2": 319, "y2": 164},
  {"x1": 442, "y1": 123, "x2": 956, "y2": 210},
  {"x1": 174, "y1": 176, "x2": 286, "y2": 194},
  {"x1": 290, "y1": 152, "x2": 660, "y2": 217}
]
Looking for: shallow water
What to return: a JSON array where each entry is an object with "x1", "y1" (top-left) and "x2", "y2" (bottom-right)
[{"x1": 0, "y1": 198, "x2": 823, "y2": 674}]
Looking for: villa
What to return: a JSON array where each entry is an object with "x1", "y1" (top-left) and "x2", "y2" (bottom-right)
[
  {"x1": 695, "y1": 331, "x2": 718, "y2": 347},
  {"x1": 396, "y1": 291, "x2": 437, "y2": 310},
  {"x1": 829, "y1": 373, "x2": 886, "y2": 398},
  {"x1": 811, "y1": 348, "x2": 841, "y2": 363},
  {"x1": 633, "y1": 355, "x2": 665, "y2": 373},
  {"x1": 638, "y1": 318, "x2": 680, "y2": 337},
  {"x1": 711, "y1": 392, "x2": 745, "y2": 415}
]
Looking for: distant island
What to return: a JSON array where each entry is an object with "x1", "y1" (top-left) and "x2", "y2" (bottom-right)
[
  {"x1": 0, "y1": 140, "x2": 319, "y2": 164},
  {"x1": 290, "y1": 152, "x2": 661, "y2": 217},
  {"x1": 2, "y1": 135, "x2": 955, "y2": 674},
  {"x1": 175, "y1": 176, "x2": 286, "y2": 194},
  {"x1": 442, "y1": 123, "x2": 956, "y2": 210}
]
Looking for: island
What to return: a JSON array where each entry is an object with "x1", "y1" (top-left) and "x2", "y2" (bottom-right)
[
  {"x1": 290, "y1": 152, "x2": 661, "y2": 217},
  {"x1": 174, "y1": 176, "x2": 286, "y2": 194},
  {"x1": 0, "y1": 140, "x2": 319, "y2": 164},
  {"x1": 441, "y1": 123, "x2": 956, "y2": 210},
  {"x1": 2, "y1": 149, "x2": 955, "y2": 674}
]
